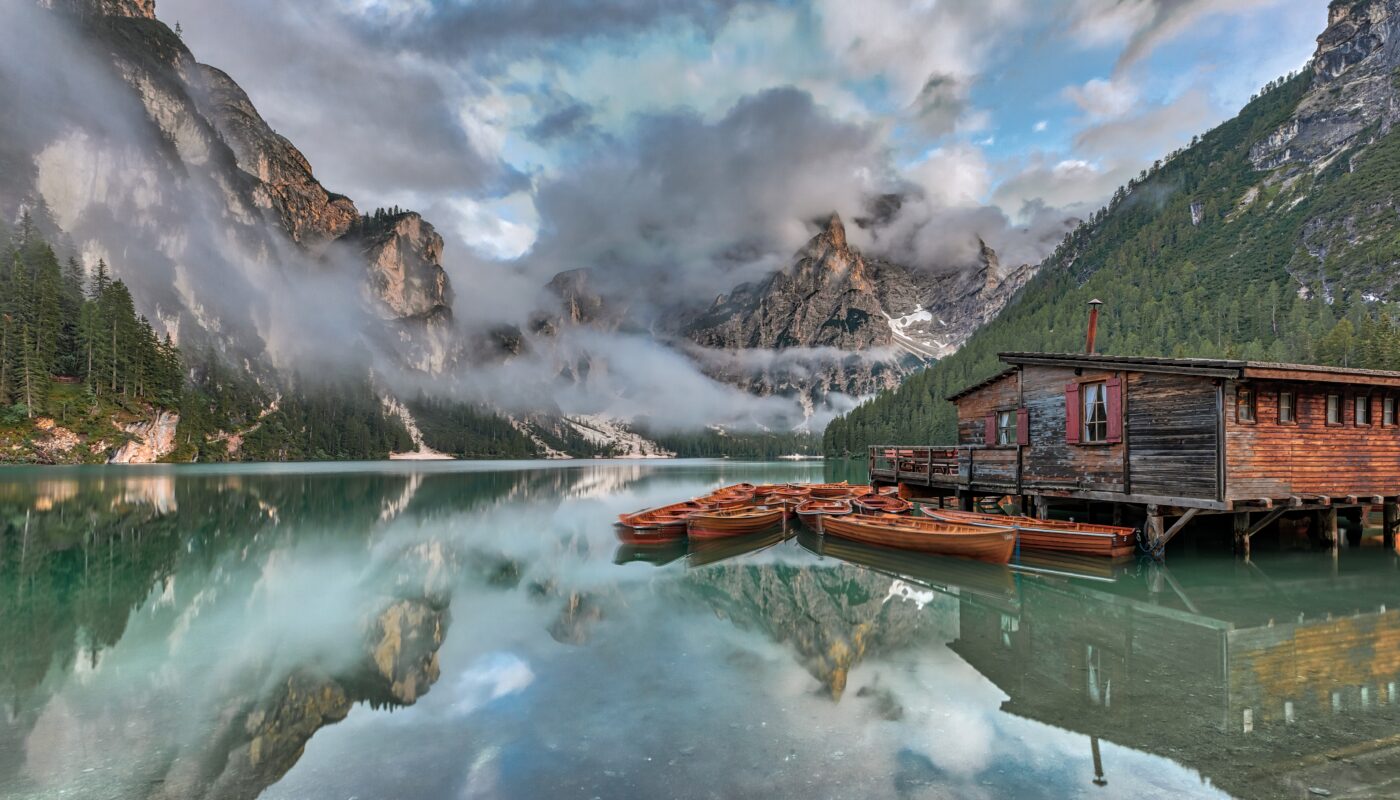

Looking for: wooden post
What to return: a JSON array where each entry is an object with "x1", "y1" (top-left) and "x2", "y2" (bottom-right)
[
  {"x1": 1234, "y1": 512, "x2": 1251, "y2": 557},
  {"x1": 1034, "y1": 495, "x2": 1050, "y2": 520},
  {"x1": 1147, "y1": 504, "x2": 1165, "y2": 555},
  {"x1": 1384, "y1": 502, "x2": 1398, "y2": 551},
  {"x1": 959, "y1": 492, "x2": 974, "y2": 512},
  {"x1": 1322, "y1": 507, "x2": 1339, "y2": 549}
]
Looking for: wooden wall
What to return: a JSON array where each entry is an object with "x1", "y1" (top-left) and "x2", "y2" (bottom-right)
[
  {"x1": 1127, "y1": 372, "x2": 1220, "y2": 500},
  {"x1": 1225, "y1": 381, "x2": 1400, "y2": 500},
  {"x1": 956, "y1": 372, "x2": 1020, "y2": 446},
  {"x1": 1021, "y1": 366, "x2": 1125, "y2": 492}
]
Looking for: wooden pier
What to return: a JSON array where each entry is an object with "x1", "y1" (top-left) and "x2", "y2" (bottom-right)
[{"x1": 869, "y1": 352, "x2": 1400, "y2": 558}]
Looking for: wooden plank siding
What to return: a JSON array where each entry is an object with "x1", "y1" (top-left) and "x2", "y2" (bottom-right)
[
  {"x1": 1225, "y1": 381, "x2": 1400, "y2": 501},
  {"x1": 1019, "y1": 366, "x2": 1125, "y2": 492},
  {"x1": 1126, "y1": 372, "x2": 1221, "y2": 500},
  {"x1": 955, "y1": 372, "x2": 1020, "y2": 447}
]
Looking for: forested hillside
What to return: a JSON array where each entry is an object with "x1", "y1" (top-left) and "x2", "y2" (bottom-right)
[{"x1": 826, "y1": 64, "x2": 1400, "y2": 455}]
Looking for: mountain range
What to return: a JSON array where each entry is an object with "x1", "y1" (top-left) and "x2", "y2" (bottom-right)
[{"x1": 826, "y1": 0, "x2": 1400, "y2": 454}]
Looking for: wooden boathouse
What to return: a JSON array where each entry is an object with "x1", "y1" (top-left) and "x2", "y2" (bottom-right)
[{"x1": 870, "y1": 351, "x2": 1400, "y2": 556}]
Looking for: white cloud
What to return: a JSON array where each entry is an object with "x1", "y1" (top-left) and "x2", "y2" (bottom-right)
[
  {"x1": 1064, "y1": 77, "x2": 1140, "y2": 121},
  {"x1": 1033, "y1": 120, "x2": 1049, "y2": 132}
]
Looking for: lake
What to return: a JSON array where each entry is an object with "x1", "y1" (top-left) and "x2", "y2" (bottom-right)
[{"x1": 1, "y1": 460, "x2": 1398, "y2": 799}]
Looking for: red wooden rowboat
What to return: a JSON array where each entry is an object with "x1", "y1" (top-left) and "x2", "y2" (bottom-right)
[
  {"x1": 617, "y1": 500, "x2": 704, "y2": 535},
  {"x1": 922, "y1": 509, "x2": 1138, "y2": 559},
  {"x1": 697, "y1": 491, "x2": 754, "y2": 509},
  {"x1": 687, "y1": 505, "x2": 786, "y2": 539},
  {"x1": 770, "y1": 485, "x2": 812, "y2": 500},
  {"x1": 795, "y1": 498, "x2": 852, "y2": 532},
  {"x1": 808, "y1": 482, "x2": 870, "y2": 499},
  {"x1": 821, "y1": 514, "x2": 1016, "y2": 564},
  {"x1": 853, "y1": 493, "x2": 913, "y2": 515},
  {"x1": 759, "y1": 493, "x2": 798, "y2": 520}
]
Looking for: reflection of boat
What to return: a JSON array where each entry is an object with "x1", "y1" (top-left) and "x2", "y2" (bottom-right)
[
  {"x1": 1014, "y1": 549, "x2": 1137, "y2": 581},
  {"x1": 852, "y1": 493, "x2": 912, "y2": 515},
  {"x1": 924, "y1": 509, "x2": 1138, "y2": 559},
  {"x1": 799, "y1": 530, "x2": 1020, "y2": 611},
  {"x1": 688, "y1": 506, "x2": 786, "y2": 539},
  {"x1": 614, "y1": 541, "x2": 688, "y2": 567},
  {"x1": 687, "y1": 528, "x2": 790, "y2": 567},
  {"x1": 822, "y1": 515, "x2": 1016, "y2": 563}
]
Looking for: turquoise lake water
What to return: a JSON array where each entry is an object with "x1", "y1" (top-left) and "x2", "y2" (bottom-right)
[{"x1": 1, "y1": 460, "x2": 1398, "y2": 799}]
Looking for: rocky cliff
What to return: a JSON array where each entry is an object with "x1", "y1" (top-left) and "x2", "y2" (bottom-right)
[
  {"x1": 1252, "y1": 0, "x2": 1400, "y2": 172},
  {"x1": 683, "y1": 213, "x2": 1034, "y2": 399},
  {"x1": 6, "y1": 0, "x2": 454, "y2": 366}
]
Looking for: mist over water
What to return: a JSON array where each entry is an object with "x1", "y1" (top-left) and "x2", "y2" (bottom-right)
[{"x1": 2, "y1": 461, "x2": 1398, "y2": 799}]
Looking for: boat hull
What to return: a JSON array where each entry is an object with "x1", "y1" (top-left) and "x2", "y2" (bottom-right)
[
  {"x1": 822, "y1": 516, "x2": 1015, "y2": 564},
  {"x1": 688, "y1": 508, "x2": 786, "y2": 539},
  {"x1": 923, "y1": 509, "x2": 1138, "y2": 559}
]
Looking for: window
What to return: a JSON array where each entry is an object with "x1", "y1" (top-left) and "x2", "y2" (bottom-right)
[
  {"x1": 1327, "y1": 393, "x2": 1343, "y2": 425},
  {"x1": 1278, "y1": 390, "x2": 1295, "y2": 424},
  {"x1": 1385, "y1": 397, "x2": 1396, "y2": 427},
  {"x1": 996, "y1": 410, "x2": 1017, "y2": 445},
  {"x1": 1356, "y1": 394, "x2": 1373, "y2": 426},
  {"x1": 1236, "y1": 387, "x2": 1256, "y2": 423},
  {"x1": 1082, "y1": 381, "x2": 1109, "y2": 443}
]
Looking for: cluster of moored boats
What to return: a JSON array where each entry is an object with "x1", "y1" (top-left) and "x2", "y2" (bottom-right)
[{"x1": 617, "y1": 482, "x2": 1139, "y2": 564}]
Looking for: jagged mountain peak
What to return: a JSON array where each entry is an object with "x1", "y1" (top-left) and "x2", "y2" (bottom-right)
[{"x1": 818, "y1": 211, "x2": 847, "y2": 250}]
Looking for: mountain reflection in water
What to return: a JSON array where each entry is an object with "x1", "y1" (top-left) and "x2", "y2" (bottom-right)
[{"x1": 0, "y1": 461, "x2": 1396, "y2": 799}]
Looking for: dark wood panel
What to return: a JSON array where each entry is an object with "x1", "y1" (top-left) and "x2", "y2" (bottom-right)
[{"x1": 1127, "y1": 372, "x2": 1219, "y2": 499}]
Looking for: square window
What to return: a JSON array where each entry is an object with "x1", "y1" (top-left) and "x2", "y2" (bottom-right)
[
  {"x1": 1237, "y1": 387, "x2": 1256, "y2": 423},
  {"x1": 1082, "y1": 382, "x2": 1109, "y2": 443},
  {"x1": 1278, "y1": 391, "x2": 1295, "y2": 424},
  {"x1": 1356, "y1": 395, "x2": 1373, "y2": 426},
  {"x1": 1327, "y1": 394, "x2": 1343, "y2": 425}
]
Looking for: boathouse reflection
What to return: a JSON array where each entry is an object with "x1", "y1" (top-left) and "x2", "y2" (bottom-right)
[{"x1": 949, "y1": 555, "x2": 1400, "y2": 798}]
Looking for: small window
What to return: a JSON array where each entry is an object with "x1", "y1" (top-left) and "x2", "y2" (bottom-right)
[
  {"x1": 1082, "y1": 382, "x2": 1109, "y2": 443},
  {"x1": 1278, "y1": 391, "x2": 1295, "y2": 424},
  {"x1": 1236, "y1": 387, "x2": 1256, "y2": 423},
  {"x1": 1384, "y1": 397, "x2": 1396, "y2": 427},
  {"x1": 996, "y1": 410, "x2": 1017, "y2": 446},
  {"x1": 1327, "y1": 393, "x2": 1343, "y2": 425},
  {"x1": 1356, "y1": 394, "x2": 1373, "y2": 426}
]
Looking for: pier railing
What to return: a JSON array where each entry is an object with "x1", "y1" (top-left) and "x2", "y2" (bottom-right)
[{"x1": 869, "y1": 445, "x2": 1018, "y2": 488}]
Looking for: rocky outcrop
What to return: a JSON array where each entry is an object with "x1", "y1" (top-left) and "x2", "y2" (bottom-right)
[
  {"x1": 1251, "y1": 0, "x2": 1400, "y2": 170},
  {"x1": 351, "y1": 212, "x2": 453, "y2": 320},
  {"x1": 192, "y1": 65, "x2": 359, "y2": 251},
  {"x1": 109, "y1": 409, "x2": 179, "y2": 463}
]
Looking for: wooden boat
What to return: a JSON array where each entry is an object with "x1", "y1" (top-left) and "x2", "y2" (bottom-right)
[
  {"x1": 617, "y1": 501, "x2": 704, "y2": 539},
  {"x1": 853, "y1": 493, "x2": 913, "y2": 515},
  {"x1": 877, "y1": 485, "x2": 900, "y2": 496},
  {"x1": 795, "y1": 498, "x2": 853, "y2": 532},
  {"x1": 696, "y1": 491, "x2": 754, "y2": 509},
  {"x1": 821, "y1": 514, "x2": 1016, "y2": 564},
  {"x1": 770, "y1": 485, "x2": 812, "y2": 500},
  {"x1": 808, "y1": 482, "x2": 871, "y2": 499},
  {"x1": 759, "y1": 493, "x2": 798, "y2": 519},
  {"x1": 922, "y1": 509, "x2": 1138, "y2": 559},
  {"x1": 687, "y1": 505, "x2": 786, "y2": 539}
]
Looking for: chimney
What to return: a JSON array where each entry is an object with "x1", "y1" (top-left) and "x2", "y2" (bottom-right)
[{"x1": 1086, "y1": 299, "x2": 1103, "y2": 354}]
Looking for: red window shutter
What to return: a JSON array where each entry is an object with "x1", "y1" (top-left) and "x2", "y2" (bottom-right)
[
  {"x1": 1106, "y1": 377, "x2": 1123, "y2": 443},
  {"x1": 985, "y1": 412, "x2": 997, "y2": 445},
  {"x1": 1016, "y1": 407, "x2": 1029, "y2": 446},
  {"x1": 1065, "y1": 382, "x2": 1081, "y2": 444}
]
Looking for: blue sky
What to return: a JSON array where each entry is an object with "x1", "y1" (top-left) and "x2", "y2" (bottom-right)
[{"x1": 160, "y1": 0, "x2": 1329, "y2": 318}]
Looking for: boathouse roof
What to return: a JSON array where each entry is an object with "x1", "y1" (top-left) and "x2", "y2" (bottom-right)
[{"x1": 946, "y1": 352, "x2": 1400, "y2": 401}]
